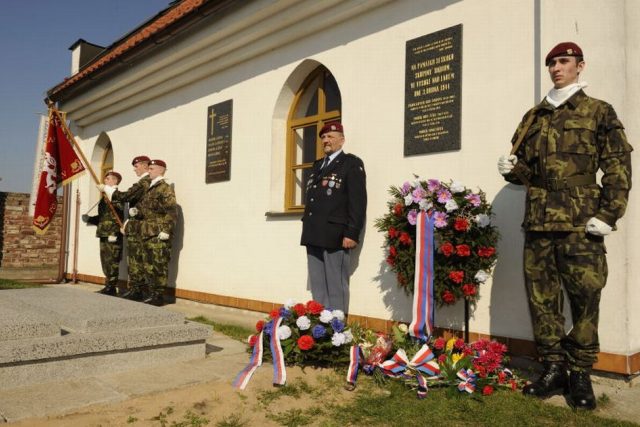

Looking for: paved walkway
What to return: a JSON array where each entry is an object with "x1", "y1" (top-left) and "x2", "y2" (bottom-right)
[{"x1": 1, "y1": 282, "x2": 639, "y2": 424}]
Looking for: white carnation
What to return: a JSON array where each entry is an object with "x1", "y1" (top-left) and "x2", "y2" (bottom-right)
[
  {"x1": 398, "y1": 323, "x2": 408, "y2": 333},
  {"x1": 319, "y1": 309, "x2": 333, "y2": 323},
  {"x1": 284, "y1": 298, "x2": 296, "y2": 309},
  {"x1": 450, "y1": 181, "x2": 466, "y2": 193},
  {"x1": 475, "y1": 214, "x2": 491, "y2": 227},
  {"x1": 343, "y1": 329, "x2": 353, "y2": 343},
  {"x1": 474, "y1": 270, "x2": 490, "y2": 283},
  {"x1": 296, "y1": 315, "x2": 311, "y2": 330},
  {"x1": 404, "y1": 194, "x2": 414, "y2": 206},
  {"x1": 277, "y1": 325, "x2": 292, "y2": 340},
  {"x1": 331, "y1": 332, "x2": 346, "y2": 347},
  {"x1": 445, "y1": 199, "x2": 459, "y2": 212},
  {"x1": 332, "y1": 309, "x2": 345, "y2": 321},
  {"x1": 419, "y1": 199, "x2": 433, "y2": 211}
]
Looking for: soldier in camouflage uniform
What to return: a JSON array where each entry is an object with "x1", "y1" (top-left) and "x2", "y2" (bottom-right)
[
  {"x1": 498, "y1": 42, "x2": 632, "y2": 410},
  {"x1": 132, "y1": 159, "x2": 177, "y2": 306},
  {"x1": 83, "y1": 171, "x2": 124, "y2": 296},
  {"x1": 103, "y1": 156, "x2": 152, "y2": 301}
]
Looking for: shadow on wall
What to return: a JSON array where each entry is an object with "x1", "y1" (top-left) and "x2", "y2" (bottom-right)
[
  {"x1": 168, "y1": 202, "x2": 184, "y2": 292},
  {"x1": 488, "y1": 184, "x2": 532, "y2": 339}
]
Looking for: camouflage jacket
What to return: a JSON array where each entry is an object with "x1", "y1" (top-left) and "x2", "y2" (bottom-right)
[
  {"x1": 114, "y1": 175, "x2": 151, "y2": 237},
  {"x1": 87, "y1": 197, "x2": 124, "y2": 238},
  {"x1": 134, "y1": 179, "x2": 177, "y2": 238},
  {"x1": 505, "y1": 90, "x2": 633, "y2": 231}
]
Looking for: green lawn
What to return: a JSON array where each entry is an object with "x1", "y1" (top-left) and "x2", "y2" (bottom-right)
[{"x1": 0, "y1": 278, "x2": 43, "y2": 289}]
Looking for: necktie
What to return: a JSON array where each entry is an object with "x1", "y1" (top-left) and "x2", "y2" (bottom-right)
[{"x1": 321, "y1": 156, "x2": 330, "y2": 170}]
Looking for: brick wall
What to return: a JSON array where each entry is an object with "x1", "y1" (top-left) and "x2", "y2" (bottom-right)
[{"x1": 0, "y1": 192, "x2": 63, "y2": 268}]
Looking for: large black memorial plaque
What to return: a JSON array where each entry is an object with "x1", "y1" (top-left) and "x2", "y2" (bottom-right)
[
  {"x1": 205, "y1": 100, "x2": 233, "y2": 183},
  {"x1": 404, "y1": 24, "x2": 462, "y2": 156}
]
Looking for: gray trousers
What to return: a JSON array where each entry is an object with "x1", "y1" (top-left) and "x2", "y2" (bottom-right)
[{"x1": 306, "y1": 245, "x2": 350, "y2": 313}]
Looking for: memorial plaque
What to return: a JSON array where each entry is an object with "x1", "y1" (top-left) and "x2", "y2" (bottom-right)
[
  {"x1": 205, "y1": 100, "x2": 232, "y2": 183},
  {"x1": 404, "y1": 24, "x2": 462, "y2": 156}
]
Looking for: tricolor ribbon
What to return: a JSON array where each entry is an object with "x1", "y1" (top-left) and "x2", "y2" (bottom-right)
[
  {"x1": 378, "y1": 345, "x2": 441, "y2": 397},
  {"x1": 233, "y1": 317, "x2": 287, "y2": 389},
  {"x1": 457, "y1": 368, "x2": 476, "y2": 393},
  {"x1": 409, "y1": 211, "x2": 436, "y2": 342},
  {"x1": 270, "y1": 316, "x2": 287, "y2": 386},
  {"x1": 232, "y1": 331, "x2": 264, "y2": 390},
  {"x1": 346, "y1": 345, "x2": 360, "y2": 385},
  {"x1": 416, "y1": 374, "x2": 428, "y2": 399}
]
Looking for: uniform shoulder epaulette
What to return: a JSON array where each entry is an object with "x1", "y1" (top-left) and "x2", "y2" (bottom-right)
[{"x1": 344, "y1": 153, "x2": 363, "y2": 162}]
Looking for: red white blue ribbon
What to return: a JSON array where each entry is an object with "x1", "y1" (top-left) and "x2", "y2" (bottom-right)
[
  {"x1": 232, "y1": 331, "x2": 264, "y2": 390},
  {"x1": 409, "y1": 211, "x2": 436, "y2": 342},
  {"x1": 457, "y1": 368, "x2": 476, "y2": 393},
  {"x1": 346, "y1": 345, "x2": 360, "y2": 384},
  {"x1": 270, "y1": 316, "x2": 287, "y2": 386}
]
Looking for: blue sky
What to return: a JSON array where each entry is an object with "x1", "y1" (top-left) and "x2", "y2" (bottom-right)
[{"x1": 0, "y1": 0, "x2": 171, "y2": 193}]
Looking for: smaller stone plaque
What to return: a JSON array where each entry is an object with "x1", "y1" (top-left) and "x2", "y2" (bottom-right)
[{"x1": 205, "y1": 100, "x2": 233, "y2": 183}]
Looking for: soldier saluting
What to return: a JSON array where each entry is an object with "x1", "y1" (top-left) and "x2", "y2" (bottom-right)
[{"x1": 498, "y1": 42, "x2": 633, "y2": 410}]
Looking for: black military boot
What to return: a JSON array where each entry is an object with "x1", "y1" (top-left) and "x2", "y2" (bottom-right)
[
  {"x1": 522, "y1": 362, "x2": 567, "y2": 398},
  {"x1": 97, "y1": 285, "x2": 117, "y2": 296},
  {"x1": 120, "y1": 287, "x2": 144, "y2": 301},
  {"x1": 143, "y1": 291, "x2": 164, "y2": 307},
  {"x1": 568, "y1": 369, "x2": 596, "y2": 410}
]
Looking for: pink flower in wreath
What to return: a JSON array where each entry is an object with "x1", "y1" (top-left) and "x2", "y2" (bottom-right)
[
  {"x1": 433, "y1": 211, "x2": 448, "y2": 228},
  {"x1": 427, "y1": 179, "x2": 441, "y2": 192},
  {"x1": 437, "y1": 189, "x2": 452, "y2": 204},
  {"x1": 465, "y1": 193, "x2": 481, "y2": 207}
]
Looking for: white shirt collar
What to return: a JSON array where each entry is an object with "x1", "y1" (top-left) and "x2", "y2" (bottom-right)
[
  {"x1": 150, "y1": 176, "x2": 165, "y2": 187},
  {"x1": 545, "y1": 81, "x2": 588, "y2": 108},
  {"x1": 326, "y1": 149, "x2": 343, "y2": 164}
]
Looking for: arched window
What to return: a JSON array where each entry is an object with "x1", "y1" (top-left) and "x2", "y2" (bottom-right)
[
  {"x1": 100, "y1": 141, "x2": 114, "y2": 181},
  {"x1": 285, "y1": 66, "x2": 341, "y2": 211}
]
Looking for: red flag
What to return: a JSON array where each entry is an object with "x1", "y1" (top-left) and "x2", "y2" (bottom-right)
[{"x1": 32, "y1": 110, "x2": 85, "y2": 234}]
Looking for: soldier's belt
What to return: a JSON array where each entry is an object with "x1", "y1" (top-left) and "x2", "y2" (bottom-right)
[{"x1": 530, "y1": 174, "x2": 596, "y2": 191}]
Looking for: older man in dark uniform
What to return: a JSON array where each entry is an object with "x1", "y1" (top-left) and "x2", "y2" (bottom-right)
[
  {"x1": 83, "y1": 171, "x2": 124, "y2": 296},
  {"x1": 498, "y1": 42, "x2": 632, "y2": 410},
  {"x1": 301, "y1": 122, "x2": 367, "y2": 314}
]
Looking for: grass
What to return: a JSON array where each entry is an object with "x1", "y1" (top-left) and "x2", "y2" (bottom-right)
[{"x1": 0, "y1": 278, "x2": 43, "y2": 289}]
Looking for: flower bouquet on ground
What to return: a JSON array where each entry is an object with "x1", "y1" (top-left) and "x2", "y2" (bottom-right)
[
  {"x1": 374, "y1": 178, "x2": 499, "y2": 306},
  {"x1": 248, "y1": 299, "x2": 354, "y2": 366}
]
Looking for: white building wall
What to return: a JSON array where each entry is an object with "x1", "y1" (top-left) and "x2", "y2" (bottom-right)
[{"x1": 64, "y1": 0, "x2": 638, "y2": 359}]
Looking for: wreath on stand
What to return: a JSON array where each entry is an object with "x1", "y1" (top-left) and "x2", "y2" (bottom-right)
[{"x1": 374, "y1": 177, "x2": 499, "y2": 307}]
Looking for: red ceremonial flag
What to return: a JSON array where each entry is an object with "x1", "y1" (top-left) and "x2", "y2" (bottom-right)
[{"x1": 32, "y1": 110, "x2": 85, "y2": 234}]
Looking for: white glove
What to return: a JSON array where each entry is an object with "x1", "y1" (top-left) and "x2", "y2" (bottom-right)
[
  {"x1": 498, "y1": 155, "x2": 518, "y2": 175},
  {"x1": 585, "y1": 217, "x2": 612, "y2": 236},
  {"x1": 107, "y1": 235, "x2": 118, "y2": 243},
  {"x1": 97, "y1": 184, "x2": 105, "y2": 192},
  {"x1": 158, "y1": 231, "x2": 170, "y2": 241},
  {"x1": 129, "y1": 207, "x2": 139, "y2": 217}
]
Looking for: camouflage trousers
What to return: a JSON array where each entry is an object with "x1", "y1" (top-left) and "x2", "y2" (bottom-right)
[
  {"x1": 524, "y1": 231, "x2": 607, "y2": 368},
  {"x1": 126, "y1": 235, "x2": 146, "y2": 290},
  {"x1": 99, "y1": 237, "x2": 123, "y2": 287},
  {"x1": 143, "y1": 236, "x2": 172, "y2": 295}
]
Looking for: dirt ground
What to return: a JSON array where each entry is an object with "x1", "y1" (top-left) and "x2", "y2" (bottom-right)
[{"x1": 8, "y1": 365, "x2": 352, "y2": 427}]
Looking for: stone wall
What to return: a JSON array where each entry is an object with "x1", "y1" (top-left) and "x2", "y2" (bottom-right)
[{"x1": 0, "y1": 192, "x2": 62, "y2": 268}]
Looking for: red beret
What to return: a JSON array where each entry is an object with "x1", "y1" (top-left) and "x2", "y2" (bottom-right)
[
  {"x1": 545, "y1": 42, "x2": 583, "y2": 65},
  {"x1": 105, "y1": 171, "x2": 122, "y2": 183},
  {"x1": 319, "y1": 121, "x2": 344, "y2": 137},
  {"x1": 131, "y1": 155, "x2": 150, "y2": 166},
  {"x1": 150, "y1": 159, "x2": 167, "y2": 168}
]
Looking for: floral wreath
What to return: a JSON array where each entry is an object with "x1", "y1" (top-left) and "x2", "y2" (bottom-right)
[{"x1": 374, "y1": 177, "x2": 499, "y2": 306}]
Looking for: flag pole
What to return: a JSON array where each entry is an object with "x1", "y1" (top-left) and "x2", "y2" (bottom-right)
[{"x1": 47, "y1": 103, "x2": 124, "y2": 228}]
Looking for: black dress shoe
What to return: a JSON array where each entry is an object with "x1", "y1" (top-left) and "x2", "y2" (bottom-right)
[
  {"x1": 568, "y1": 370, "x2": 596, "y2": 410},
  {"x1": 120, "y1": 289, "x2": 144, "y2": 301},
  {"x1": 97, "y1": 286, "x2": 117, "y2": 296},
  {"x1": 522, "y1": 362, "x2": 567, "y2": 398},
  {"x1": 143, "y1": 294, "x2": 164, "y2": 306}
]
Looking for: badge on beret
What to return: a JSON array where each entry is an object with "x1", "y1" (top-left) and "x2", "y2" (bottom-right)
[
  {"x1": 322, "y1": 180, "x2": 328, "y2": 187},
  {"x1": 327, "y1": 189, "x2": 332, "y2": 196},
  {"x1": 329, "y1": 181, "x2": 335, "y2": 188}
]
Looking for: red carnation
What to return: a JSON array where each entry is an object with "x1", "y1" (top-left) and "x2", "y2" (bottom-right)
[
  {"x1": 256, "y1": 320, "x2": 265, "y2": 332},
  {"x1": 433, "y1": 337, "x2": 446, "y2": 350},
  {"x1": 442, "y1": 290, "x2": 456, "y2": 304},
  {"x1": 482, "y1": 385, "x2": 494, "y2": 396},
  {"x1": 398, "y1": 232, "x2": 412, "y2": 246},
  {"x1": 448, "y1": 271, "x2": 464, "y2": 283},
  {"x1": 386, "y1": 255, "x2": 395, "y2": 266},
  {"x1": 477, "y1": 246, "x2": 496, "y2": 258},
  {"x1": 440, "y1": 242, "x2": 455, "y2": 257},
  {"x1": 269, "y1": 309, "x2": 279, "y2": 319},
  {"x1": 293, "y1": 303, "x2": 306, "y2": 316},
  {"x1": 388, "y1": 226, "x2": 399, "y2": 239},
  {"x1": 297, "y1": 335, "x2": 315, "y2": 350},
  {"x1": 438, "y1": 354, "x2": 447, "y2": 364},
  {"x1": 306, "y1": 300, "x2": 324, "y2": 315},
  {"x1": 454, "y1": 217, "x2": 470, "y2": 232},
  {"x1": 510, "y1": 379, "x2": 518, "y2": 390},
  {"x1": 393, "y1": 203, "x2": 403, "y2": 216},
  {"x1": 389, "y1": 246, "x2": 397, "y2": 257},
  {"x1": 454, "y1": 338, "x2": 465, "y2": 350},
  {"x1": 397, "y1": 273, "x2": 406, "y2": 285},
  {"x1": 455, "y1": 244, "x2": 471, "y2": 257},
  {"x1": 498, "y1": 371, "x2": 507, "y2": 384},
  {"x1": 248, "y1": 334, "x2": 259, "y2": 347},
  {"x1": 462, "y1": 283, "x2": 477, "y2": 296}
]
